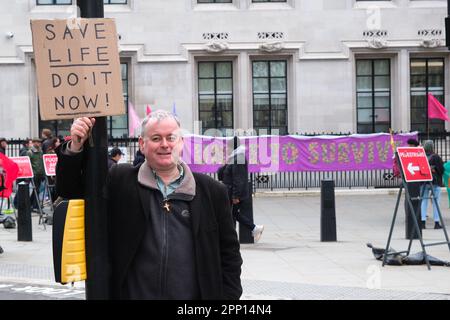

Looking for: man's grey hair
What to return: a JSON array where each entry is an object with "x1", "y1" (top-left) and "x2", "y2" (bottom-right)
[{"x1": 140, "y1": 109, "x2": 181, "y2": 138}]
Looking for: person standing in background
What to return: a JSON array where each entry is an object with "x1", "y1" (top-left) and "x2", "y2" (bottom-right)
[
  {"x1": 19, "y1": 139, "x2": 33, "y2": 156},
  {"x1": 443, "y1": 161, "x2": 450, "y2": 208},
  {"x1": 421, "y1": 140, "x2": 444, "y2": 230},
  {"x1": 27, "y1": 138, "x2": 45, "y2": 212},
  {"x1": 45, "y1": 137, "x2": 61, "y2": 154},
  {"x1": 133, "y1": 149, "x2": 145, "y2": 166},
  {"x1": 41, "y1": 128, "x2": 53, "y2": 154},
  {"x1": 108, "y1": 147, "x2": 123, "y2": 169},
  {"x1": 219, "y1": 137, "x2": 264, "y2": 243},
  {"x1": 0, "y1": 138, "x2": 7, "y2": 155}
]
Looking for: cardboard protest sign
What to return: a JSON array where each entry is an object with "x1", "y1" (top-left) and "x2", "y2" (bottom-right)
[
  {"x1": 43, "y1": 154, "x2": 58, "y2": 176},
  {"x1": 10, "y1": 157, "x2": 34, "y2": 179},
  {"x1": 30, "y1": 18, "x2": 124, "y2": 120}
]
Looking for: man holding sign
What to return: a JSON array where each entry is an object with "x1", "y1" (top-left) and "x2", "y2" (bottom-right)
[
  {"x1": 31, "y1": 16, "x2": 125, "y2": 298},
  {"x1": 56, "y1": 110, "x2": 243, "y2": 300}
]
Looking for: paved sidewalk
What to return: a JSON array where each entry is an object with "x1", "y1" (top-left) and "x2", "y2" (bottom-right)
[{"x1": 1, "y1": 189, "x2": 450, "y2": 299}]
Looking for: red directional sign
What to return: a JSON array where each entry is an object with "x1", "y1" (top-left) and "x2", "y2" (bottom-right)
[
  {"x1": 43, "y1": 154, "x2": 58, "y2": 177},
  {"x1": 397, "y1": 147, "x2": 432, "y2": 182}
]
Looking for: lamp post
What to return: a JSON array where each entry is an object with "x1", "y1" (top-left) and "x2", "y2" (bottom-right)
[{"x1": 77, "y1": 0, "x2": 109, "y2": 300}]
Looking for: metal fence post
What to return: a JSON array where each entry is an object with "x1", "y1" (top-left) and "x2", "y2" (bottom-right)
[
  {"x1": 17, "y1": 182, "x2": 32, "y2": 242},
  {"x1": 320, "y1": 179, "x2": 337, "y2": 242}
]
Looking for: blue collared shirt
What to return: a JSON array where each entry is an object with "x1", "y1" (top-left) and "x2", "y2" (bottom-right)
[{"x1": 153, "y1": 164, "x2": 185, "y2": 199}]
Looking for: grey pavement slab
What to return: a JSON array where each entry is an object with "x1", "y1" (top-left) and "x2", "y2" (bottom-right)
[
  {"x1": 0, "y1": 281, "x2": 84, "y2": 300},
  {"x1": 1, "y1": 189, "x2": 450, "y2": 299}
]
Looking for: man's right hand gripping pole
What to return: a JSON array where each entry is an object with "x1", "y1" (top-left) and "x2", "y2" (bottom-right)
[{"x1": 68, "y1": 117, "x2": 96, "y2": 152}]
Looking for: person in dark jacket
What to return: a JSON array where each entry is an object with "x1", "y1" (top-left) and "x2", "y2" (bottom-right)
[
  {"x1": 19, "y1": 139, "x2": 33, "y2": 156},
  {"x1": 219, "y1": 138, "x2": 264, "y2": 242},
  {"x1": 108, "y1": 147, "x2": 123, "y2": 169},
  {"x1": 41, "y1": 128, "x2": 53, "y2": 154},
  {"x1": 56, "y1": 110, "x2": 242, "y2": 300},
  {"x1": 0, "y1": 138, "x2": 7, "y2": 155},
  {"x1": 27, "y1": 138, "x2": 45, "y2": 211},
  {"x1": 133, "y1": 149, "x2": 145, "y2": 166},
  {"x1": 45, "y1": 137, "x2": 61, "y2": 154},
  {"x1": 420, "y1": 140, "x2": 444, "y2": 229}
]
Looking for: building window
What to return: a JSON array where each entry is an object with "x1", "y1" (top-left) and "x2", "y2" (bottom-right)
[
  {"x1": 39, "y1": 62, "x2": 129, "y2": 138},
  {"x1": 104, "y1": 0, "x2": 127, "y2": 4},
  {"x1": 107, "y1": 63, "x2": 129, "y2": 138},
  {"x1": 198, "y1": 61, "x2": 233, "y2": 135},
  {"x1": 356, "y1": 59, "x2": 391, "y2": 134},
  {"x1": 410, "y1": 58, "x2": 445, "y2": 133},
  {"x1": 197, "y1": 0, "x2": 232, "y2": 3},
  {"x1": 36, "y1": 0, "x2": 72, "y2": 4},
  {"x1": 252, "y1": 60, "x2": 288, "y2": 135},
  {"x1": 38, "y1": 114, "x2": 72, "y2": 139}
]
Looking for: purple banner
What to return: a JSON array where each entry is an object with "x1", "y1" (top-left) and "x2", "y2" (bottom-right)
[
  {"x1": 181, "y1": 132, "x2": 418, "y2": 173},
  {"x1": 182, "y1": 135, "x2": 232, "y2": 174}
]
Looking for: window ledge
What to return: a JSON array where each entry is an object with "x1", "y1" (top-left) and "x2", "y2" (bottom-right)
[
  {"x1": 193, "y1": 3, "x2": 239, "y2": 11},
  {"x1": 408, "y1": 1, "x2": 446, "y2": 9},
  {"x1": 353, "y1": 1, "x2": 397, "y2": 9},
  {"x1": 248, "y1": 2, "x2": 294, "y2": 10},
  {"x1": 30, "y1": 3, "x2": 76, "y2": 14},
  {"x1": 104, "y1": 4, "x2": 132, "y2": 13}
]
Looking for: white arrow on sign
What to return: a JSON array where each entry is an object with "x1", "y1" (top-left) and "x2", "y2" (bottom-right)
[{"x1": 407, "y1": 163, "x2": 420, "y2": 175}]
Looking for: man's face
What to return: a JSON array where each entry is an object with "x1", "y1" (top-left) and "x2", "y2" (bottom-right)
[
  {"x1": 139, "y1": 118, "x2": 184, "y2": 171},
  {"x1": 0, "y1": 141, "x2": 6, "y2": 149},
  {"x1": 33, "y1": 141, "x2": 41, "y2": 149}
]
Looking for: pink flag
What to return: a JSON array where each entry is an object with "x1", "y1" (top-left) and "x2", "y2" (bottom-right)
[
  {"x1": 128, "y1": 102, "x2": 141, "y2": 137},
  {"x1": 146, "y1": 105, "x2": 152, "y2": 116},
  {"x1": 428, "y1": 93, "x2": 449, "y2": 121},
  {"x1": 172, "y1": 102, "x2": 177, "y2": 116}
]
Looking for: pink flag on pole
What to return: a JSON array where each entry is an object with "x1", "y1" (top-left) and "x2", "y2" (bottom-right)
[
  {"x1": 428, "y1": 93, "x2": 449, "y2": 121},
  {"x1": 146, "y1": 105, "x2": 152, "y2": 116},
  {"x1": 128, "y1": 102, "x2": 141, "y2": 137},
  {"x1": 172, "y1": 102, "x2": 177, "y2": 116}
]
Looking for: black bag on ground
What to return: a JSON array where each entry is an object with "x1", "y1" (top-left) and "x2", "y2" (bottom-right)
[
  {"x1": 367, "y1": 243, "x2": 450, "y2": 266},
  {"x1": 367, "y1": 243, "x2": 404, "y2": 265},
  {"x1": 2, "y1": 216, "x2": 16, "y2": 229}
]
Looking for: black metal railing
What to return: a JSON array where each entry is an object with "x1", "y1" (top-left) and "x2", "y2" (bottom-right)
[{"x1": 4, "y1": 131, "x2": 450, "y2": 190}]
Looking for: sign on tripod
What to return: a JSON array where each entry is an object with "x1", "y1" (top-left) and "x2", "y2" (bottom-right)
[
  {"x1": 382, "y1": 147, "x2": 450, "y2": 270},
  {"x1": 10, "y1": 157, "x2": 34, "y2": 179},
  {"x1": 43, "y1": 154, "x2": 58, "y2": 177},
  {"x1": 397, "y1": 147, "x2": 432, "y2": 182}
]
